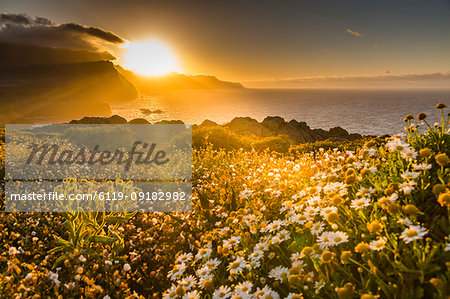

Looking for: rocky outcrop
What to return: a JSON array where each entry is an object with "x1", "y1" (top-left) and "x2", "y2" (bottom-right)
[
  {"x1": 227, "y1": 117, "x2": 273, "y2": 137},
  {"x1": 199, "y1": 119, "x2": 219, "y2": 128},
  {"x1": 69, "y1": 115, "x2": 128, "y2": 124},
  {"x1": 226, "y1": 116, "x2": 361, "y2": 143},
  {"x1": 68, "y1": 114, "x2": 361, "y2": 144}
]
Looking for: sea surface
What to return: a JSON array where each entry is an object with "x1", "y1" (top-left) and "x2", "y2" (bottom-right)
[{"x1": 111, "y1": 89, "x2": 450, "y2": 136}]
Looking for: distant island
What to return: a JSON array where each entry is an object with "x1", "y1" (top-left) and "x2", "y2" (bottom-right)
[{"x1": 116, "y1": 66, "x2": 244, "y2": 91}]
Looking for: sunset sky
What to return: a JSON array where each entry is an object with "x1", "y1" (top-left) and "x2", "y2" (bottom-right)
[{"x1": 1, "y1": 0, "x2": 450, "y2": 87}]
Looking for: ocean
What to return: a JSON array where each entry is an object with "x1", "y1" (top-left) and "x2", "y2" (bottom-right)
[{"x1": 111, "y1": 89, "x2": 450, "y2": 136}]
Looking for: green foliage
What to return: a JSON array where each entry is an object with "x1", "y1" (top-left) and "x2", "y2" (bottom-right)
[
  {"x1": 290, "y1": 139, "x2": 365, "y2": 156},
  {"x1": 193, "y1": 126, "x2": 293, "y2": 153}
]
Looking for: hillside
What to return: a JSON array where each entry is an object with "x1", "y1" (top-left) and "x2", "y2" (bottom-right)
[
  {"x1": 116, "y1": 66, "x2": 244, "y2": 91},
  {"x1": 0, "y1": 60, "x2": 138, "y2": 124}
]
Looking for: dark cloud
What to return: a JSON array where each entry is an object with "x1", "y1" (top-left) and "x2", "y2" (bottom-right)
[
  {"x1": 59, "y1": 23, "x2": 124, "y2": 44},
  {"x1": 0, "y1": 13, "x2": 125, "y2": 53},
  {"x1": 0, "y1": 13, "x2": 52, "y2": 27}
]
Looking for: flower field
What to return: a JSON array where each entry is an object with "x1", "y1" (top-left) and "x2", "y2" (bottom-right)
[{"x1": 0, "y1": 105, "x2": 449, "y2": 299}]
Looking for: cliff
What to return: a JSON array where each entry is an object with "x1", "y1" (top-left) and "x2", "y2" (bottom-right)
[{"x1": 0, "y1": 60, "x2": 138, "y2": 124}]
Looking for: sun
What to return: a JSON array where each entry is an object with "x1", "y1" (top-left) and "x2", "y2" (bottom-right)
[{"x1": 122, "y1": 40, "x2": 180, "y2": 76}]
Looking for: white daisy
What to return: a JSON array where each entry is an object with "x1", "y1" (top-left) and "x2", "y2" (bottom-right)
[
  {"x1": 235, "y1": 281, "x2": 253, "y2": 294},
  {"x1": 269, "y1": 266, "x2": 289, "y2": 282},
  {"x1": 412, "y1": 163, "x2": 432, "y2": 171},
  {"x1": 328, "y1": 231, "x2": 349, "y2": 246},
  {"x1": 223, "y1": 236, "x2": 241, "y2": 248},
  {"x1": 213, "y1": 286, "x2": 232, "y2": 299},
  {"x1": 310, "y1": 221, "x2": 325, "y2": 236},
  {"x1": 178, "y1": 275, "x2": 197, "y2": 291},
  {"x1": 195, "y1": 248, "x2": 212, "y2": 261},
  {"x1": 183, "y1": 290, "x2": 200, "y2": 299},
  {"x1": 176, "y1": 252, "x2": 193, "y2": 264},
  {"x1": 167, "y1": 263, "x2": 186, "y2": 281},
  {"x1": 196, "y1": 266, "x2": 212, "y2": 279},
  {"x1": 401, "y1": 148, "x2": 418, "y2": 160},
  {"x1": 369, "y1": 237, "x2": 387, "y2": 251},
  {"x1": 350, "y1": 197, "x2": 371, "y2": 209},
  {"x1": 227, "y1": 256, "x2": 247, "y2": 275},
  {"x1": 254, "y1": 286, "x2": 280, "y2": 299},
  {"x1": 400, "y1": 225, "x2": 428, "y2": 244},
  {"x1": 401, "y1": 171, "x2": 420, "y2": 181},
  {"x1": 205, "y1": 258, "x2": 221, "y2": 270}
]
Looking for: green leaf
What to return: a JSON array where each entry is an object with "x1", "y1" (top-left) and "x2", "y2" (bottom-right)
[
  {"x1": 52, "y1": 255, "x2": 66, "y2": 269},
  {"x1": 90, "y1": 235, "x2": 118, "y2": 244},
  {"x1": 198, "y1": 191, "x2": 210, "y2": 210}
]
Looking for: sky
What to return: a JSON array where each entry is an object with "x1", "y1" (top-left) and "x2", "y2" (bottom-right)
[{"x1": 1, "y1": 0, "x2": 450, "y2": 87}]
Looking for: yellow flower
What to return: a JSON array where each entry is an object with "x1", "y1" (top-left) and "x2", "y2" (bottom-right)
[
  {"x1": 337, "y1": 283, "x2": 354, "y2": 299},
  {"x1": 435, "y1": 153, "x2": 450, "y2": 166},
  {"x1": 367, "y1": 220, "x2": 383, "y2": 234},
  {"x1": 340, "y1": 251, "x2": 352, "y2": 264},
  {"x1": 301, "y1": 246, "x2": 313, "y2": 256},
  {"x1": 175, "y1": 286, "x2": 185, "y2": 297},
  {"x1": 289, "y1": 274, "x2": 303, "y2": 288},
  {"x1": 345, "y1": 175, "x2": 356, "y2": 185},
  {"x1": 355, "y1": 242, "x2": 370, "y2": 253},
  {"x1": 429, "y1": 277, "x2": 446, "y2": 291},
  {"x1": 438, "y1": 192, "x2": 450, "y2": 207},
  {"x1": 432, "y1": 184, "x2": 447, "y2": 196},
  {"x1": 327, "y1": 212, "x2": 339, "y2": 223},
  {"x1": 417, "y1": 113, "x2": 427, "y2": 120},
  {"x1": 419, "y1": 148, "x2": 432, "y2": 158},
  {"x1": 402, "y1": 205, "x2": 423, "y2": 215},
  {"x1": 202, "y1": 279, "x2": 214, "y2": 291},
  {"x1": 321, "y1": 251, "x2": 333, "y2": 263}
]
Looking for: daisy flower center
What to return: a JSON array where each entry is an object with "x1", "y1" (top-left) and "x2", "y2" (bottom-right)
[{"x1": 406, "y1": 229, "x2": 418, "y2": 237}]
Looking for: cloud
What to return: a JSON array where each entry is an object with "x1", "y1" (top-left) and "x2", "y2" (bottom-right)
[
  {"x1": 0, "y1": 13, "x2": 125, "y2": 53},
  {"x1": 0, "y1": 13, "x2": 53, "y2": 27},
  {"x1": 346, "y1": 28, "x2": 363, "y2": 37}
]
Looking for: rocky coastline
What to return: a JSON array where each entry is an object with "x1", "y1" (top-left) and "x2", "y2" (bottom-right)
[{"x1": 69, "y1": 115, "x2": 363, "y2": 144}]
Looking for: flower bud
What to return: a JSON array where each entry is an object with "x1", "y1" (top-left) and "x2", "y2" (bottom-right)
[
  {"x1": 340, "y1": 251, "x2": 352, "y2": 264},
  {"x1": 429, "y1": 277, "x2": 446, "y2": 291},
  {"x1": 327, "y1": 212, "x2": 339, "y2": 223},
  {"x1": 367, "y1": 220, "x2": 383, "y2": 234},
  {"x1": 321, "y1": 251, "x2": 333, "y2": 263},
  {"x1": 419, "y1": 148, "x2": 432, "y2": 158},
  {"x1": 432, "y1": 184, "x2": 447, "y2": 196},
  {"x1": 337, "y1": 283, "x2": 354, "y2": 299},
  {"x1": 355, "y1": 242, "x2": 369, "y2": 253},
  {"x1": 417, "y1": 113, "x2": 427, "y2": 120},
  {"x1": 402, "y1": 205, "x2": 423, "y2": 215},
  {"x1": 301, "y1": 246, "x2": 313, "y2": 256},
  {"x1": 438, "y1": 192, "x2": 450, "y2": 207},
  {"x1": 435, "y1": 153, "x2": 450, "y2": 166}
]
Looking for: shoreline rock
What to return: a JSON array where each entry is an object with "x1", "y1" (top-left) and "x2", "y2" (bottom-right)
[{"x1": 68, "y1": 115, "x2": 362, "y2": 144}]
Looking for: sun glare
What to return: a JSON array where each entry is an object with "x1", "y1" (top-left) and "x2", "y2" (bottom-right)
[{"x1": 123, "y1": 40, "x2": 179, "y2": 76}]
